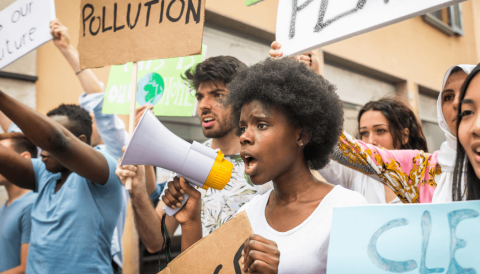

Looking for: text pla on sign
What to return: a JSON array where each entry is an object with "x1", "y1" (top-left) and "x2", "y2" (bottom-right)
[
  {"x1": 78, "y1": 0, "x2": 206, "y2": 69},
  {"x1": 276, "y1": 0, "x2": 466, "y2": 57}
]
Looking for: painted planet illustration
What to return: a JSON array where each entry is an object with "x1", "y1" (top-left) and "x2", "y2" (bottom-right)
[{"x1": 136, "y1": 72, "x2": 165, "y2": 106}]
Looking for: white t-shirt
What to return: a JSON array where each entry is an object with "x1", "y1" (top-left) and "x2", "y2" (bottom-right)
[{"x1": 237, "y1": 185, "x2": 368, "y2": 274}]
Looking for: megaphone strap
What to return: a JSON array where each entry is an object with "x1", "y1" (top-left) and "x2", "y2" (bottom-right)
[{"x1": 159, "y1": 213, "x2": 172, "y2": 271}]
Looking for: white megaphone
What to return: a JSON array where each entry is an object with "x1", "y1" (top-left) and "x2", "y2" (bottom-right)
[{"x1": 121, "y1": 109, "x2": 233, "y2": 216}]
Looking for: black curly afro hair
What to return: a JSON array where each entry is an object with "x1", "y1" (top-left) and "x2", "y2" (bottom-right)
[
  {"x1": 47, "y1": 104, "x2": 93, "y2": 145},
  {"x1": 226, "y1": 58, "x2": 344, "y2": 170}
]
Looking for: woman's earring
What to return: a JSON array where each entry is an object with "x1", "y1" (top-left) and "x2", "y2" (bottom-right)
[{"x1": 300, "y1": 142, "x2": 304, "y2": 146}]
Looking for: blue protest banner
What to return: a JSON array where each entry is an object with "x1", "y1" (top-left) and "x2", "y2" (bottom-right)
[{"x1": 327, "y1": 201, "x2": 480, "y2": 273}]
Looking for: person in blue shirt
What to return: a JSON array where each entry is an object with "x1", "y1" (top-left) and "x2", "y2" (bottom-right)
[
  {"x1": 53, "y1": 19, "x2": 164, "y2": 273},
  {"x1": 0, "y1": 89, "x2": 124, "y2": 273},
  {"x1": 0, "y1": 132, "x2": 38, "y2": 274}
]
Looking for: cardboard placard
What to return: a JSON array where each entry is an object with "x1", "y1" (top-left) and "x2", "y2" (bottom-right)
[
  {"x1": 159, "y1": 211, "x2": 252, "y2": 274},
  {"x1": 0, "y1": 0, "x2": 56, "y2": 70},
  {"x1": 276, "y1": 0, "x2": 466, "y2": 57},
  {"x1": 327, "y1": 201, "x2": 480, "y2": 273},
  {"x1": 78, "y1": 0, "x2": 206, "y2": 69},
  {"x1": 102, "y1": 45, "x2": 206, "y2": 116}
]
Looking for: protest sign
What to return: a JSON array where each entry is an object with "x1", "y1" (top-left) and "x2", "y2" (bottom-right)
[
  {"x1": 276, "y1": 0, "x2": 466, "y2": 57},
  {"x1": 0, "y1": 0, "x2": 55, "y2": 70},
  {"x1": 158, "y1": 211, "x2": 252, "y2": 274},
  {"x1": 327, "y1": 201, "x2": 480, "y2": 273},
  {"x1": 77, "y1": 0, "x2": 206, "y2": 69},
  {"x1": 103, "y1": 44, "x2": 206, "y2": 116}
]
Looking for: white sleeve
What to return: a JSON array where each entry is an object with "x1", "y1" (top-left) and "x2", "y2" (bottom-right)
[{"x1": 318, "y1": 160, "x2": 356, "y2": 189}]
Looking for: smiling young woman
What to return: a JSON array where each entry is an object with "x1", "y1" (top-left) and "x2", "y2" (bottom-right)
[{"x1": 454, "y1": 63, "x2": 480, "y2": 201}]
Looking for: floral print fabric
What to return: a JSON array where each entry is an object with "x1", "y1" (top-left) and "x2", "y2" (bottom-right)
[{"x1": 331, "y1": 132, "x2": 441, "y2": 203}]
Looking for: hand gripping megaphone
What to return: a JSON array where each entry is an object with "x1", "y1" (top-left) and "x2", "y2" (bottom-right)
[{"x1": 121, "y1": 109, "x2": 233, "y2": 216}]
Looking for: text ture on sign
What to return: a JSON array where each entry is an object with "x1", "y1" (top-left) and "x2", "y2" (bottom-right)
[{"x1": 0, "y1": 0, "x2": 55, "y2": 69}]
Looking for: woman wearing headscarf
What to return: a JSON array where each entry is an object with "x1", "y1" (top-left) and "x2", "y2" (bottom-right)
[{"x1": 329, "y1": 65, "x2": 475, "y2": 203}]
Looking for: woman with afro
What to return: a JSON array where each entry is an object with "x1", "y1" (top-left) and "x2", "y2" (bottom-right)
[{"x1": 162, "y1": 58, "x2": 368, "y2": 274}]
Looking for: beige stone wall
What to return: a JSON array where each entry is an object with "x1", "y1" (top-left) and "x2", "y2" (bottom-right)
[{"x1": 35, "y1": 0, "x2": 480, "y2": 126}]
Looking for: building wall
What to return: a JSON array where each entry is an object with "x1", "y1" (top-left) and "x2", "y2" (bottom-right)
[
  {"x1": 32, "y1": 0, "x2": 480, "y2": 140},
  {"x1": 206, "y1": 0, "x2": 480, "y2": 90}
]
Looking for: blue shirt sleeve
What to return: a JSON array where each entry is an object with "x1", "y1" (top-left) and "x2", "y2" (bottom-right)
[
  {"x1": 31, "y1": 159, "x2": 54, "y2": 193},
  {"x1": 20, "y1": 204, "x2": 33, "y2": 244},
  {"x1": 150, "y1": 182, "x2": 166, "y2": 208},
  {"x1": 8, "y1": 123, "x2": 22, "y2": 133},
  {"x1": 79, "y1": 92, "x2": 129, "y2": 160}
]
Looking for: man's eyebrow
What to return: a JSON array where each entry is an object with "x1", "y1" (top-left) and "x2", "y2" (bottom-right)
[{"x1": 208, "y1": 89, "x2": 228, "y2": 94}]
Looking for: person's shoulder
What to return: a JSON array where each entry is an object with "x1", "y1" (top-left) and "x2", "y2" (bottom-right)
[
  {"x1": 21, "y1": 191, "x2": 37, "y2": 205},
  {"x1": 328, "y1": 185, "x2": 369, "y2": 206},
  {"x1": 30, "y1": 158, "x2": 57, "y2": 180},
  {"x1": 96, "y1": 148, "x2": 122, "y2": 175},
  {"x1": 96, "y1": 147, "x2": 116, "y2": 163}
]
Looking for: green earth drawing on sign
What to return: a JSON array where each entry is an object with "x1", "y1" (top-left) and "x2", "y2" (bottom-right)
[{"x1": 136, "y1": 72, "x2": 165, "y2": 106}]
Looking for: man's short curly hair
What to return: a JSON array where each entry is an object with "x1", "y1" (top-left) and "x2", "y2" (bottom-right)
[
  {"x1": 226, "y1": 58, "x2": 344, "y2": 170},
  {"x1": 182, "y1": 56, "x2": 246, "y2": 91},
  {"x1": 47, "y1": 104, "x2": 93, "y2": 145}
]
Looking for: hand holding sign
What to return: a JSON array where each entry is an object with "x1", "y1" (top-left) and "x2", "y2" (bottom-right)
[
  {"x1": 240, "y1": 234, "x2": 280, "y2": 274},
  {"x1": 50, "y1": 19, "x2": 71, "y2": 51},
  {"x1": 269, "y1": 41, "x2": 321, "y2": 75},
  {"x1": 134, "y1": 104, "x2": 153, "y2": 128}
]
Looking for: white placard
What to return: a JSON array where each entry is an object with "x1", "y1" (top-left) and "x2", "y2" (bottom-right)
[
  {"x1": 0, "y1": 0, "x2": 56, "y2": 70},
  {"x1": 276, "y1": 0, "x2": 466, "y2": 57}
]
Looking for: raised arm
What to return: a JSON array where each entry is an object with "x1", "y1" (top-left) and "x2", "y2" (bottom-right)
[
  {"x1": 116, "y1": 162, "x2": 180, "y2": 253},
  {"x1": 0, "y1": 111, "x2": 12, "y2": 133},
  {"x1": 50, "y1": 19, "x2": 103, "y2": 95},
  {"x1": 330, "y1": 131, "x2": 439, "y2": 203},
  {"x1": 0, "y1": 143, "x2": 35, "y2": 190},
  {"x1": 0, "y1": 90, "x2": 110, "y2": 185},
  {"x1": 82, "y1": 94, "x2": 129, "y2": 159}
]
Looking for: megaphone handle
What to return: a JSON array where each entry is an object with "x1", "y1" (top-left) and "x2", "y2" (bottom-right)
[
  {"x1": 125, "y1": 177, "x2": 132, "y2": 190},
  {"x1": 164, "y1": 192, "x2": 189, "y2": 217}
]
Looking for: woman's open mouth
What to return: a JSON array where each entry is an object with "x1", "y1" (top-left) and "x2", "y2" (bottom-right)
[{"x1": 241, "y1": 151, "x2": 258, "y2": 175}]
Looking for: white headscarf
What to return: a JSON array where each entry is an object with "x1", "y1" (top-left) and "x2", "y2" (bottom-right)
[{"x1": 432, "y1": 65, "x2": 475, "y2": 203}]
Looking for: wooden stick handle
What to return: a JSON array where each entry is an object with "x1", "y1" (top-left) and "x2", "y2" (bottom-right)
[
  {"x1": 125, "y1": 177, "x2": 133, "y2": 190},
  {"x1": 125, "y1": 62, "x2": 138, "y2": 191}
]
